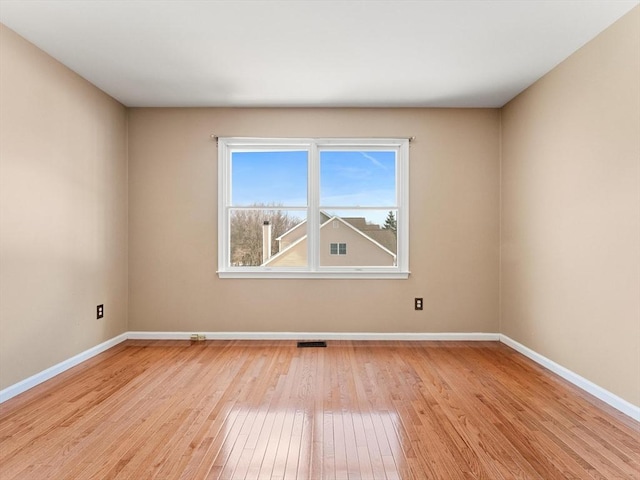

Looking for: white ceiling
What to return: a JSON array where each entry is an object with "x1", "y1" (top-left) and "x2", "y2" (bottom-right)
[{"x1": 0, "y1": 0, "x2": 637, "y2": 108}]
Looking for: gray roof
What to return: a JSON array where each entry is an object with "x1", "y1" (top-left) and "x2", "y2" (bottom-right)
[{"x1": 342, "y1": 218, "x2": 397, "y2": 254}]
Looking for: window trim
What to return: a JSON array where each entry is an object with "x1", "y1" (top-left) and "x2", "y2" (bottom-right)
[{"x1": 217, "y1": 137, "x2": 410, "y2": 279}]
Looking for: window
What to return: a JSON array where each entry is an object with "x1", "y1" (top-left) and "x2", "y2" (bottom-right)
[
  {"x1": 330, "y1": 243, "x2": 347, "y2": 255},
  {"x1": 218, "y1": 137, "x2": 409, "y2": 278}
]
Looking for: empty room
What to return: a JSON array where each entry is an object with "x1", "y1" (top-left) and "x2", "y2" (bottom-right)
[{"x1": 0, "y1": 1, "x2": 639, "y2": 479}]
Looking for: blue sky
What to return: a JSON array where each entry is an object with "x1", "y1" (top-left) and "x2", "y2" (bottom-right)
[
  {"x1": 231, "y1": 150, "x2": 396, "y2": 210},
  {"x1": 319, "y1": 150, "x2": 396, "y2": 207},
  {"x1": 232, "y1": 151, "x2": 308, "y2": 206}
]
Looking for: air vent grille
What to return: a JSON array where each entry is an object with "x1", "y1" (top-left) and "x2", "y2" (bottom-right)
[{"x1": 297, "y1": 341, "x2": 327, "y2": 348}]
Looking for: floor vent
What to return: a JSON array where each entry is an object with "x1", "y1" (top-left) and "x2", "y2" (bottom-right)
[{"x1": 297, "y1": 341, "x2": 327, "y2": 348}]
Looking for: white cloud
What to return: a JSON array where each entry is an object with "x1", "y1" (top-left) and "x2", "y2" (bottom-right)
[{"x1": 359, "y1": 151, "x2": 387, "y2": 169}]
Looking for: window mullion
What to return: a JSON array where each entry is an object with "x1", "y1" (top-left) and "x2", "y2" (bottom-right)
[{"x1": 308, "y1": 142, "x2": 319, "y2": 271}]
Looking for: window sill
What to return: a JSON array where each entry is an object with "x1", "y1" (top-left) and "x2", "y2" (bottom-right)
[{"x1": 217, "y1": 270, "x2": 410, "y2": 279}]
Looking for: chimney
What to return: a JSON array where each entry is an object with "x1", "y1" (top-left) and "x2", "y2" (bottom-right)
[{"x1": 262, "y1": 221, "x2": 272, "y2": 263}]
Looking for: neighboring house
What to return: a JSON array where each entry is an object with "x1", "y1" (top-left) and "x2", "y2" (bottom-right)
[{"x1": 263, "y1": 213, "x2": 397, "y2": 267}]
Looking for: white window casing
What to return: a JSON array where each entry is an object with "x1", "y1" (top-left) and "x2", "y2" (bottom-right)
[{"x1": 218, "y1": 137, "x2": 410, "y2": 279}]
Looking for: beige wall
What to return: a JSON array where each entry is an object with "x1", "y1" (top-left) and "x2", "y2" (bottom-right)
[
  {"x1": 0, "y1": 25, "x2": 129, "y2": 389},
  {"x1": 128, "y1": 108, "x2": 501, "y2": 333},
  {"x1": 501, "y1": 7, "x2": 640, "y2": 405}
]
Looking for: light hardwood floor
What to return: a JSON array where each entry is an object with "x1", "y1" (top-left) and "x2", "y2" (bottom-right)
[{"x1": 0, "y1": 340, "x2": 638, "y2": 479}]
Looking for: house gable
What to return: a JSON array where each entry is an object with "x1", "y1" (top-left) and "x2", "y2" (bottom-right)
[{"x1": 264, "y1": 215, "x2": 396, "y2": 267}]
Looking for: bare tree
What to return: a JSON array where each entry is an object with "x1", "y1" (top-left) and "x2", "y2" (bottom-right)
[{"x1": 230, "y1": 205, "x2": 301, "y2": 266}]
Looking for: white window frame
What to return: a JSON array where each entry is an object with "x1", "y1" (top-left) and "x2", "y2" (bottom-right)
[{"x1": 217, "y1": 137, "x2": 410, "y2": 279}]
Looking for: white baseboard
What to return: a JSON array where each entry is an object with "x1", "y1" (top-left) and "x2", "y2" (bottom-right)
[
  {"x1": 0, "y1": 333, "x2": 128, "y2": 404},
  {"x1": 127, "y1": 331, "x2": 500, "y2": 341},
  {"x1": 500, "y1": 335, "x2": 640, "y2": 421}
]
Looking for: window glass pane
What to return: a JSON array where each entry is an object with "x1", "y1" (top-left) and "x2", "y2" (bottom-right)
[
  {"x1": 320, "y1": 150, "x2": 396, "y2": 207},
  {"x1": 319, "y1": 210, "x2": 398, "y2": 267},
  {"x1": 230, "y1": 209, "x2": 307, "y2": 267},
  {"x1": 231, "y1": 150, "x2": 308, "y2": 206}
]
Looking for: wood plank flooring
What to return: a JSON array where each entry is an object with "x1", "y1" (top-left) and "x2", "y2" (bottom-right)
[{"x1": 0, "y1": 340, "x2": 638, "y2": 479}]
